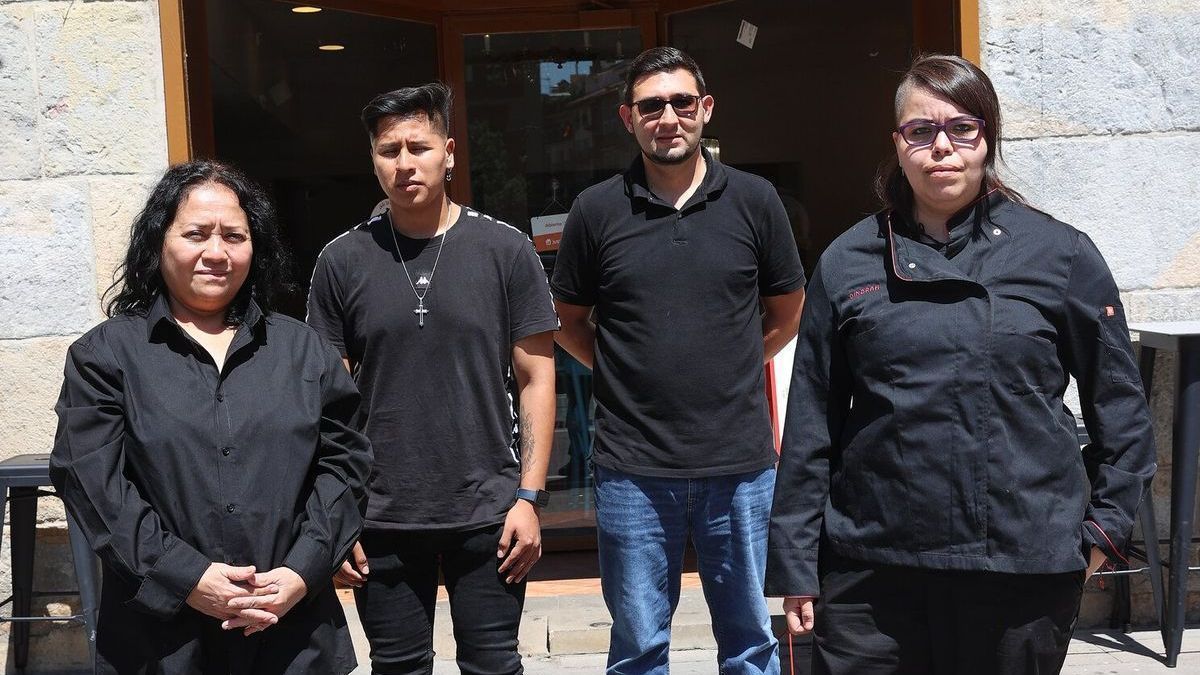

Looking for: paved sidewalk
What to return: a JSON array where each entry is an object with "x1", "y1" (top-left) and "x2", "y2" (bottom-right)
[
  {"x1": 1059, "y1": 629, "x2": 1200, "y2": 673},
  {"x1": 0, "y1": 588, "x2": 1190, "y2": 672},
  {"x1": 431, "y1": 630, "x2": 1200, "y2": 674},
  {"x1": 342, "y1": 586, "x2": 1200, "y2": 674},
  {"x1": 483, "y1": 631, "x2": 1200, "y2": 674}
]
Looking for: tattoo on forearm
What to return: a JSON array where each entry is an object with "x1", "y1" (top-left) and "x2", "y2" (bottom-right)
[{"x1": 519, "y1": 411, "x2": 535, "y2": 477}]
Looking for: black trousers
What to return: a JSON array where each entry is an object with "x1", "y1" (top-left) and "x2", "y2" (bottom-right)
[
  {"x1": 813, "y1": 554, "x2": 1084, "y2": 675},
  {"x1": 354, "y1": 525, "x2": 526, "y2": 675}
]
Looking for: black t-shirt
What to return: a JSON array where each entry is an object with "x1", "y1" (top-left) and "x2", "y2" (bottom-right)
[
  {"x1": 550, "y1": 151, "x2": 805, "y2": 477},
  {"x1": 307, "y1": 208, "x2": 559, "y2": 531}
]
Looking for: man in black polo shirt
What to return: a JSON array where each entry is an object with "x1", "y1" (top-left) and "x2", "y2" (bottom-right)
[
  {"x1": 307, "y1": 83, "x2": 559, "y2": 674},
  {"x1": 551, "y1": 48, "x2": 806, "y2": 674}
]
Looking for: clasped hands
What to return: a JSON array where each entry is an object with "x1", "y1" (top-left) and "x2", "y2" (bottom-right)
[{"x1": 185, "y1": 563, "x2": 307, "y2": 636}]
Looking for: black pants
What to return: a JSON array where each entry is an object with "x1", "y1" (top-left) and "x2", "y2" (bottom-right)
[
  {"x1": 354, "y1": 525, "x2": 526, "y2": 675},
  {"x1": 814, "y1": 554, "x2": 1084, "y2": 675}
]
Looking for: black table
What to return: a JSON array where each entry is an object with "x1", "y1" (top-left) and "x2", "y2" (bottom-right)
[{"x1": 1130, "y1": 321, "x2": 1200, "y2": 667}]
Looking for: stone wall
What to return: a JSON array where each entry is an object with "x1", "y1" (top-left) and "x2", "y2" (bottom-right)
[
  {"x1": 0, "y1": 0, "x2": 169, "y2": 666},
  {"x1": 1, "y1": 0, "x2": 168, "y2": 459},
  {"x1": 982, "y1": 0, "x2": 1200, "y2": 627}
]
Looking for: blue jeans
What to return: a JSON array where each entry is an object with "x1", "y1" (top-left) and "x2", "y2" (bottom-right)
[{"x1": 594, "y1": 464, "x2": 780, "y2": 675}]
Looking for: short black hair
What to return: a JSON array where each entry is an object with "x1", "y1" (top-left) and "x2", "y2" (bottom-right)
[
  {"x1": 622, "y1": 47, "x2": 706, "y2": 105},
  {"x1": 104, "y1": 159, "x2": 293, "y2": 322},
  {"x1": 361, "y1": 82, "x2": 452, "y2": 141}
]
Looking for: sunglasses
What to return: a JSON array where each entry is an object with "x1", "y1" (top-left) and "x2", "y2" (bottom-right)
[
  {"x1": 631, "y1": 94, "x2": 701, "y2": 118},
  {"x1": 896, "y1": 116, "x2": 986, "y2": 146}
]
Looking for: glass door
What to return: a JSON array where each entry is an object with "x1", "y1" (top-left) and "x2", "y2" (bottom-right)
[
  {"x1": 201, "y1": 0, "x2": 438, "y2": 317},
  {"x1": 461, "y1": 27, "x2": 642, "y2": 536}
]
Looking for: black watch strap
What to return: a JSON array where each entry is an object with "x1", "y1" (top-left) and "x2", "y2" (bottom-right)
[{"x1": 516, "y1": 488, "x2": 549, "y2": 508}]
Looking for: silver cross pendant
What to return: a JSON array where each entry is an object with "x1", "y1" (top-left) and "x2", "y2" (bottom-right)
[{"x1": 413, "y1": 299, "x2": 429, "y2": 328}]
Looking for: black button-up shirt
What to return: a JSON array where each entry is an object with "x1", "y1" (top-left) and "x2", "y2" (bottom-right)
[
  {"x1": 51, "y1": 295, "x2": 372, "y2": 673},
  {"x1": 765, "y1": 195, "x2": 1156, "y2": 597}
]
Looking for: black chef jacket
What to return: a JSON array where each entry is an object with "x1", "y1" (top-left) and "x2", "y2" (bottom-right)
[
  {"x1": 765, "y1": 194, "x2": 1156, "y2": 598},
  {"x1": 50, "y1": 295, "x2": 373, "y2": 674}
]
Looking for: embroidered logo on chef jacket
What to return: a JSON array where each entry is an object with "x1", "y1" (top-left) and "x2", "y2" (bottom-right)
[{"x1": 849, "y1": 284, "x2": 882, "y2": 301}]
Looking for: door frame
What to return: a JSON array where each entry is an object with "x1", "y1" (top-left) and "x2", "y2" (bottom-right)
[{"x1": 159, "y1": 0, "x2": 977, "y2": 169}]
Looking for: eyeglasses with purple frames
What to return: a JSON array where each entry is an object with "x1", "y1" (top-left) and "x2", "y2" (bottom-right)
[{"x1": 896, "y1": 116, "x2": 986, "y2": 146}]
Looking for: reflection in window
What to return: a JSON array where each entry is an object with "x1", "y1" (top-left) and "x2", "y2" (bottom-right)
[
  {"x1": 206, "y1": 0, "x2": 437, "y2": 317},
  {"x1": 670, "y1": 0, "x2": 914, "y2": 269},
  {"x1": 463, "y1": 29, "x2": 642, "y2": 535},
  {"x1": 463, "y1": 29, "x2": 641, "y2": 235}
]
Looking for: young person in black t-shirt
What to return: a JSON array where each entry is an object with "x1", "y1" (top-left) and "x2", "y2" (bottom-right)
[
  {"x1": 552, "y1": 48, "x2": 806, "y2": 674},
  {"x1": 306, "y1": 83, "x2": 559, "y2": 675}
]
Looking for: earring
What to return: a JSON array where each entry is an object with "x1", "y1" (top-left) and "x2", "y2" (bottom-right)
[{"x1": 445, "y1": 169, "x2": 453, "y2": 183}]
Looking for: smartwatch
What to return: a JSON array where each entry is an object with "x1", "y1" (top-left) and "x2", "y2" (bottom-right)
[{"x1": 516, "y1": 488, "x2": 550, "y2": 508}]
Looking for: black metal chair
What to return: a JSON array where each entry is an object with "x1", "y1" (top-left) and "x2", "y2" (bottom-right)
[{"x1": 0, "y1": 454, "x2": 98, "y2": 672}]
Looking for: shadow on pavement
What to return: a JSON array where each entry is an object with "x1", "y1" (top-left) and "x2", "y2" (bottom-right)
[{"x1": 1073, "y1": 629, "x2": 1165, "y2": 663}]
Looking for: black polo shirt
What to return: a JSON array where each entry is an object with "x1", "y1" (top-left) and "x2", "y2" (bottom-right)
[{"x1": 551, "y1": 150, "x2": 805, "y2": 477}]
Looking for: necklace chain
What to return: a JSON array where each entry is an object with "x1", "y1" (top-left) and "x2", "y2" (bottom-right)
[{"x1": 388, "y1": 203, "x2": 453, "y2": 328}]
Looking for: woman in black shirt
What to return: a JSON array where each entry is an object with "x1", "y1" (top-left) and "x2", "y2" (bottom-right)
[
  {"x1": 765, "y1": 55, "x2": 1156, "y2": 674},
  {"x1": 51, "y1": 160, "x2": 372, "y2": 674}
]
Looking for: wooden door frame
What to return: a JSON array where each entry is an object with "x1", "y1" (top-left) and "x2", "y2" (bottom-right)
[
  {"x1": 958, "y1": 0, "x2": 981, "y2": 64},
  {"x1": 157, "y1": 0, "x2": 979, "y2": 169},
  {"x1": 159, "y1": 0, "x2": 216, "y2": 163},
  {"x1": 158, "y1": 0, "x2": 190, "y2": 164}
]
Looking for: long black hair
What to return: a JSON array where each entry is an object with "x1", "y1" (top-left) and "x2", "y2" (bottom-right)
[
  {"x1": 874, "y1": 54, "x2": 1028, "y2": 216},
  {"x1": 104, "y1": 159, "x2": 292, "y2": 321}
]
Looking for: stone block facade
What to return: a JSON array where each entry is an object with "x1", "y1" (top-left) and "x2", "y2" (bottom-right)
[
  {"x1": 0, "y1": 0, "x2": 167, "y2": 459},
  {"x1": 983, "y1": 0, "x2": 1200, "y2": 316}
]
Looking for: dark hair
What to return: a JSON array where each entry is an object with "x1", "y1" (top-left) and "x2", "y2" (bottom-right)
[
  {"x1": 361, "y1": 82, "x2": 452, "y2": 141},
  {"x1": 874, "y1": 54, "x2": 1027, "y2": 215},
  {"x1": 104, "y1": 159, "x2": 292, "y2": 322},
  {"x1": 622, "y1": 47, "x2": 707, "y2": 105}
]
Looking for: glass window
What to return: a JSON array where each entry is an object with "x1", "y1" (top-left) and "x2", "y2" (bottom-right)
[
  {"x1": 206, "y1": 0, "x2": 438, "y2": 316},
  {"x1": 463, "y1": 28, "x2": 642, "y2": 534},
  {"x1": 670, "y1": 0, "x2": 915, "y2": 270},
  {"x1": 462, "y1": 29, "x2": 640, "y2": 234}
]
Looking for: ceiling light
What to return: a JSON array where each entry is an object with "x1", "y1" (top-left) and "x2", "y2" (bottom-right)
[
  {"x1": 292, "y1": 6, "x2": 322, "y2": 13},
  {"x1": 318, "y1": 44, "x2": 345, "y2": 51}
]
